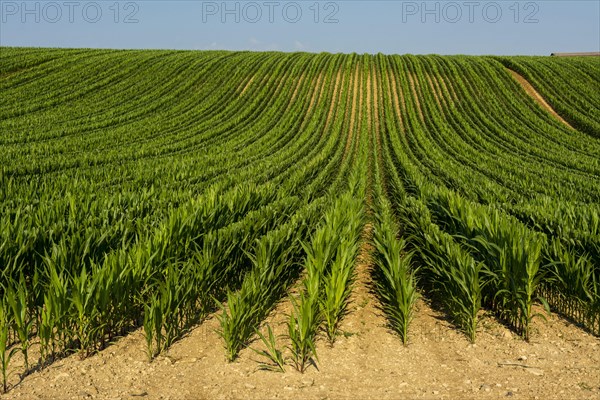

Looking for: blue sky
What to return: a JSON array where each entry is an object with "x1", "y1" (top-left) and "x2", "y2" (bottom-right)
[{"x1": 1, "y1": 1, "x2": 599, "y2": 55}]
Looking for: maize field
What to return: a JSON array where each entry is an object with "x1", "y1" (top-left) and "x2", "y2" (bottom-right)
[{"x1": 0, "y1": 48, "x2": 599, "y2": 392}]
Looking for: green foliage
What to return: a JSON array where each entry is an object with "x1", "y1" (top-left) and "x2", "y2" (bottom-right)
[
  {"x1": 399, "y1": 198, "x2": 481, "y2": 343},
  {"x1": 0, "y1": 299, "x2": 19, "y2": 393},
  {"x1": 287, "y1": 294, "x2": 319, "y2": 373},
  {"x1": 372, "y1": 198, "x2": 420, "y2": 345},
  {"x1": 251, "y1": 324, "x2": 286, "y2": 373},
  {"x1": 5, "y1": 277, "x2": 33, "y2": 370},
  {"x1": 0, "y1": 50, "x2": 598, "y2": 391}
]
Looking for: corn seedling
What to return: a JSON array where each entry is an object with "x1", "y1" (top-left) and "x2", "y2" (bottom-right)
[
  {"x1": 287, "y1": 294, "x2": 319, "y2": 373},
  {"x1": 6, "y1": 278, "x2": 33, "y2": 371},
  {"x1": 251, "y1": 324, "x2": 286, "y2": 372},
  {"x1": 373, "y1": 200, "x2": 420, "y2": 345},
  {"x1": 0, "y1": 300, "x2": 19, "y2": 393},
  {"x1": 322, "y1": 241, "x2": 359, "y2": 343}
]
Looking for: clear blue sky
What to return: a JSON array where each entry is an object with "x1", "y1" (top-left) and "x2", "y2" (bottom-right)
[{"x1": 1, "y1": 1, "x2": 599, "y2": 55}]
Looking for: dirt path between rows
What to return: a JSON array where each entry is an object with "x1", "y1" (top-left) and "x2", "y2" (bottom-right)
[
  {"x1": 407, "y1": 72, "x2": 425, "y2": 122},
  {"x1": 342, "y1": 64, "x2": 361, "y2": 160},
  {"x1": 507, "y1": 69, "x2": 574, "y2": 129},
  {"x1": 387, "y1": 62, "x2": 405, "y2": 132},
  {"x1": 284, "y1": 73, "x2": 307, "y2": 112},
  {"x1": 238, "y1": 76, "x2": 255, "y2": 96},
  {"x1": 325, "y1": 69, "x2": 344, "y2": 134},
  {"x1": 425, "y1": 73, "x2": 444, "y2": 108}
]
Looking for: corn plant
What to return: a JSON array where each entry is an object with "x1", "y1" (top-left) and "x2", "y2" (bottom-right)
[
  {"x1": 287, "y1": 294, "x2": 319, "y2": 373},
  {"x1": 0, "y1": 300, "x2": 19, "y2": 393},
  {"x1": 542, "y1": 238, "x2": 598, "y2": 333},
  {"x1": 219, "y1": 277, "x2": 279, "y2": 363},
  {"x1": 420, "y1": 233, "x2": 483, "y2": 343},
  {"x1": 474, "y1": 231, "x2": 547, "y2": 340},
  {"x1": 159, "y1": 264, "x2": 186, "y2": 351},
  {"x1": 5, "y1": 277, "x2": 33, "y2": 371},
  {"x1": 428, "y1": 191, "x2": 547, "y2": 340},
  {"x1": 39, "y1": 293, "x2": 54, "y2": 367},
  {"x1": 218, "y1": 241, "x2": 275, "y2": 362},
  {"x1": 219, "y1": 201, "x2": 321, "y2": 362},
  {"x1": 399, "y1": 197, "x2": 483, "y2": 342},
  {"x1": 70, "y1": 267, "x2": 101, "y2": 358},
  {"x1": 91, "y1": 263, "x2": 115, "y2": 350},
  {"x1": 373, "y1": 199, "x2": 420, "y2": 345},
  {"x1": 283, "y1": 237, "x2": 327, "y2": 371},
  {"x1": 219, "y1": 237, "x2": 281, "y2": 361},
  {"x1": 290, "y1": 189, "x2": 364, "y2": 349},
  {"x1": 322, "y1": 240, "x2": 360, "y2": 343},
  {"x1": 42, "y1": 261, "x2": 70, "y2": 357},
  {"x1": 143, "y1": 295, "x2": 162, "y2": 361},
  {"x1": 251, "y1": 324, "x2": 286, "y2": 372}
]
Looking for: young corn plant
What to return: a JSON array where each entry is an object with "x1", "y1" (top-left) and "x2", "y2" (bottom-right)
[
  {"x1": 373, "y1": 243, "x2": 419, "y2": 344},
  {"x1": 476, "y1": 232, "x2": 547, "y2": 340},
  {"x1": 420, "y1": 234, "x2": 483, "y2": 343},
  {"x1": 159, "y1": 264, "x2": 187, "y2": 351},
  {"x1": 6, "y1": 278, "x2": 33, "y2": 371},
  {"x1": 373, "y1": 201, "x2": 419, "y2": 345},
  {"x1": 429, "y1": 191, "x2": 547, "y2": 340},
  {"x1": 287, "y1": 293, "x2": 319, "y2": 373},
  {"x1": 91, "y1": 263, "x2": 114, "y2": 350},
  {"x1": 219, "y1": 222, "x2": 305, "y2": 362},
  {"x1": 399, "y1": 196, "x2": 482, "y2": 343},
  {"x1": 544, "y1": 238, "x2": 597, "y2": 332},
  {"x1": 298, "y1": 193, "x2": 364, "y2": 345},
  {"x1": 322, "y1": 240, "x2": 359, "y2": 343},
  {"x1": 283, "y1": 227, "x2": 333, "y2": 372},
  {"x1": 143, "y1": 265, "x2": 189, "y2": 360},
  {"x1": 39, "y1": 293, "x2": 54, "y2": 367},
  {"x1": 70, "y1": 267, "x2": 101, "y2": 358},
  {"x1": 0, "y1": 300, "x2": 19, "y2": 393},
  {"x1": 218, "y1": 239, "x2": 275, "y2": 362},
  {"x1": 143, "y1": 299, "x2": 155, "y2": 362},
  {"x1": 43, "y1": 262, "x2": 70, "y2": 357},
  {"x1": 251, "y1": 324, "x2": 286, "y2": 372},
  {"x1": 143, "y1": 296, "x2": 161, "y2": 361},
  {"x1": 217, "y1": 293, "x2": 246, "y2": 362}
]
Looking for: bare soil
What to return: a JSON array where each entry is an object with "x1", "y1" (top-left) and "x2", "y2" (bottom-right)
[
  {"x1": 407, "y1": 72, "x2": 425, "y2": 122},
  {"x1": 285, "y1": 74, "x2": 307, "y2": 111},
  {"x1": 433, "y1": 72, "x2": 457, "y2": 104},
  {"x1": 386, "y1": 66, "x2": 405, "y2": 130},
  {"x1": 425, "y1": 74, "x2": 443, "y2": 108},
  {"x1": 343, "y1": 64, "x2": 361, "y2": 158},
  {"x1": 323, "y1": 70, "x2": 342, "y2": 133},
  {"x1": 507, "y1": 70, "x2": 574, "y2": 129},
  {"x1": 4, "y1": 285, "x2": 599, "y2": 400},
  {"x1": 238, "y1": 76, "x2": 255, "y2": 96},
  {"x1": 306, "y1": 73, "x2": 324, "y2": 114}
]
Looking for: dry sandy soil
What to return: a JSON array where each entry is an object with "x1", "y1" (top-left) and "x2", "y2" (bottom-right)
[{"x1": 4, "y1": 255, "x2": 599, "y2": 400}]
